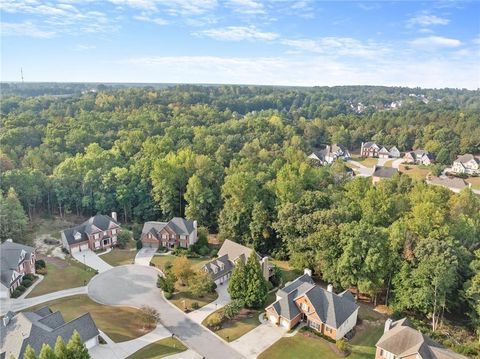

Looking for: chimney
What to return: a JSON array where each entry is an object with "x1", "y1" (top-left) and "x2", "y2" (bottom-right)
[
  {"x1": 384, "y1": 318, "x2": 393, "y2": 333},
  {"x1": 304, "y1": 268, "x2": 312, "y2": 277},
  {"x1": 193, "y1": 220, "x2": 197, "y2": 229},
  {"x1": 327, "y1": 284, "x2": 333, "y2": 293},
  {"x1": 111, "y1": 212, "x2": 117, "y2": 222}
]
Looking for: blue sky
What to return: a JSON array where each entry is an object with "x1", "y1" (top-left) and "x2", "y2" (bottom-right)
[{"x1": 1, "y1": 0, "x2": 479, "y2": 88}]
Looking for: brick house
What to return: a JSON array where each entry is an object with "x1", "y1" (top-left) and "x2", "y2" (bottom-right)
[
  {"x1": 201, "y1": 239, "x2": 272, "y2": 285},
  {"x1": 61, "y1": 213, "x2": 121, "y2": 254},
  {"x1": 361, "y1": 142, "x2": 400, "y2": 159},
  {"x1": 0, "y1": 240, "x2": 36, "y2": 297},
  {"x1": 266, "y1": 270, "x2": 359, "y2": 340},
  {"x1": 376, "y1": 318, "x2": 467, "y2": 359},
  {"x1": 141, "y1": 217, "x2": 198, "y2": 249}
]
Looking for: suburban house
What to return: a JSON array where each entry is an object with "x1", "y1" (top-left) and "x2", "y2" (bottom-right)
[
  {"x1": 452, "y1": 154, "x2": 480, "y2": 175},
  {"x1": 372, "y1": 166, "x2": 399, "y2": 184},
  {"x1": 0, "y1": 307, "x2": 99, "y2": 359},
  {"x1": 404, "y1": 150, "x2": 435, "y2": 166},
  {"x1": 0, "y1": 240, "x2": 36, "y2": 297},
  {"x1": 61, "y1": 212, "x2": 121, "y2": 254},
  {"x1": 266, "y1": 270, "x2": 359, "y2": 340},
  {"x1": 361, "y1": 142, "x2": 400, "y2": 158},
  {"x1": 376, "y1": 318, "x2": 466, "y2": 359},
  {"x1": 141, "y1": 217, "x2": 198, "y2": 249},
  {"x1": 202, "y1": 239, "x2": 272, "y2": 285},
  {"x1": 308, "y1": 144, "x2": 351, "y2": 165}
]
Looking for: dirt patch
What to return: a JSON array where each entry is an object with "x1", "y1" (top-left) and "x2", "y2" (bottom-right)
[
  {"x1": 37, "y1": 254, "x2": 68, "y2": 269},
  {"x1": 34, "y1": 235, "x2": 66, "y2": 259}
]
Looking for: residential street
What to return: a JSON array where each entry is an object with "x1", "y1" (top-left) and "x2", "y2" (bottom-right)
[{"x1": 88, "y1": 265, "x2": 246, "y2": 359}]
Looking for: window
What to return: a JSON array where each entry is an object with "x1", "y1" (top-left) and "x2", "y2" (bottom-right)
[
  {"x1": 94, "y1": 233, "x2": 99, "y2": 239},
  {"x1": 103, "y1": 231, "x2": 107, "y2": 236},
  {"x1": 301, "y1": 303, "x2": 309, "y2": 312},
  {"x1": 112, "y1": 229, "x2": 117, "y2": 234},
  {"x1": 308, "y1": 320, "x2": 319, "y2": 330},
  {"x1": 162, "y1": 234, "x2": 167, "y2": 239}
]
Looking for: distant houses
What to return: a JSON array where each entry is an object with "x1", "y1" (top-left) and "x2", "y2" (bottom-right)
[
  {"x1": 308, "y1": 144, "x2": 350, "y2": 165},
  {"x1": 1, "y1": 307, "x2": 99, "y2": 359},
  {"x1": 0, "y1": 240, "x2": 36, "y2": 297},
  {"x1": 372, "y1": 166, "x2": 399, "y2": 184},
  {"x1": 141, "y1": 217, "x2": 198, "y2": 250},
  {"x1": 266, "y1": 270, "x2": 359, "y2": 339},
  {"x1": 361, "y1": 142, "x2": 400, "y2": 159},
  {"x1": 61, "y1": 213, "x2": 121, "y2": 254},
  {"x1": 451, "y1": 154, "x2": 480, "y2": 175},
  {"x1": 375, "y1": 318, "x2": 467, "y2": 359},
  {"x1": 201, "y1": 239, "x2": 272, "y2": 285},
  {"x1": 403, "y1": 150, "x2": 435, "y2": 166}
]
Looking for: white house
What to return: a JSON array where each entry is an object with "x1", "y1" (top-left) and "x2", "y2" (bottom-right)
[{"x1": 452, "y1": 154, "x2": 480, "y2": 175}]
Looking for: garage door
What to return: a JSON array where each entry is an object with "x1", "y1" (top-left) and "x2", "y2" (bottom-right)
[
  {"x1": 280, "y1": 318, "x2": 290, "y2": 328},
  {"x1": 80, "y1": 243, "x2": 89, "y2": 251},
  {"x1": 70, "y1": 245, "x2": 80, "y2": 254}
]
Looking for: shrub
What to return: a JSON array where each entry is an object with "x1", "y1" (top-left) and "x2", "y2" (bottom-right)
[
  {"x1": 191, "y1": 302, "x2": 200, "y2": 310},
  {"x1": 36, "y1": 268, "x2": 47, "y2": 275},
  {"x1": 301, "y1": 327, "x2": 336, "y2": 343},
  {"x1": 137, "y1": 306, "x2": 160, "y2": 330},
  {"x1": 164, "y1": 261, "x2": 172, "y2": 271},
  {"x1": 269, "y1": 265, "x2": 282, "y2": 287},
  {"x1": 164, "y1": 291, "x2": 173, "y2": 299},
  {"x1": 35, "y1": 259, "x2": 46, "y2": 270},
  {"x1": 205, "y1": 313, "x2": 223, "y2": 330},
  {"x1": 336, "y1": 339, "x2": 351, "y2": 353},
  {"x1": 117, "y1": 230, "x2": 132, "y2": 249},
  {"x1": 198, "y1": 245, "x2": 210, "y2": 256},
  {"x1": 11, "y1": 289, "x2": 22, "y2": 298},
  {"x1": 157, "y1": 245, "x2": 167, "y2": 253},
  {"x1": 23, "y1": 273, "x2": 35, "y2": 281},
  {"x1": 157, "y1": 273, "x2": 176, "y2": 293},
  {"x1": 210, "y1": 249, "x2": 218, "y2": 257},
  {"x1": 224, "y1": 299, "x2": 243, "y2": 320},
  {"x1": 17, "y1": 285, "x2": 26, "y2": 292},
  {"x1": 22, "y1": 279, "x2": 33, "y2": 287},
  {"x1": 136, "y1": 240, "x2": 143, "y2": 250}
]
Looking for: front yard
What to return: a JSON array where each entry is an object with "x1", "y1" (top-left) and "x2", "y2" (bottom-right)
[
  {"x1": 26, "y1": 257, "x2": 95, "y2": 298},
  {"x1": 350, "y1": 157, "x2": 378, "y2": 168},
  {"x1": 202, "y1": 291, "x2": 277, "y2": 342},
  {"x1": 258, "y1": 321, "x2": 384, "y2": 359},
  {"x1": 170, "y1": 282, "x2": 219, "y2": 311},
  {"x1": 150, "y1": 255, "x2": 209, "y2": 271},
  {"x1": 399, "y1": 164, "x2": 431, "y2": 180},
  {"x1": 101, "y1": 248, "x2": 137, "y2": 266},
  {"x1": 466, "y1": 176, "x2": 480, "y2": 190},
  {"x1": 126, "y1": 337, "x2": 187, "y2": 359},
  {"x1": 26, "y1": 295, "x2": 152, "y2": 342}
]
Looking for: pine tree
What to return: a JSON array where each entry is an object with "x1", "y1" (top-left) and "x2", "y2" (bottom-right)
[
  {"x1": 54, "y1": 336, "x2": 68, "y2": 359},
  {"x1": 66, "y1": 331, "x2": 90, "y2": 359},
  {"x1": 228, "y1": 258, "x2": 246, "y2": 300},
  {"x1": 243, "y1": 251, "x2": 268, "y2": 308},
  {"x1": 24, "y1": 345, "x2": 37, "y2": 359},
  {"x1": 39, "y1": 344, "x2": 56, "y2": 359}
]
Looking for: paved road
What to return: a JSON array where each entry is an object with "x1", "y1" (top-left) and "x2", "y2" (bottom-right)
[
  {"x1": 187, "y1": 280, "x2": 230, "y2": 324},
  {"x1": 134, "y1": 247, "x2": 157, "y2": 266},
  {"x1": 88, "y1": 265, "x2": 245, "y2": 359},
  {"x1": 72, "y1": 249, "x2": 113, "y2": 273},
  {"x1": 0, "y1": 286, "x2": 87, "y2": 315}
]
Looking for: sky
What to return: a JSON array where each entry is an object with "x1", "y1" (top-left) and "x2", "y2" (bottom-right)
[{"x1": 1, "y1": 0, "x2": 479, "y2": 89}]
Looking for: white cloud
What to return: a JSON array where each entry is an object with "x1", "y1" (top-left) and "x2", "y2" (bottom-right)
[
  {"x1": 410, "y1": 36, "x2": 462, "y2": 48},
  {"x1": 194, "y1": 26, "x2": 278, "y2": 41},
  {"x1": 225, "y1": 0, "x2": 265, "y2": 14},
  {"x1": 1, "y1": 21, "x2": 55, "y2": 38},
  {"x1": 282, "y1": 37, "x2": 389, "y2": 59},
  {"x1": 408, "y1": 14, "x2": 450, "y2": 27},
  {"x1": 134, "y1": 15, "x2": 169, "y2": 25}
]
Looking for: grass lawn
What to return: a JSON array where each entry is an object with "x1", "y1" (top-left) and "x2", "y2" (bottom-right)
[
  {"x1": 202, "y1": 292, "x2": 277, "y2": 342},
  {"x1": 384, "y1": 160, "x2": 393, "y2": 167},
  {"x1": 399, "y1": 164, "x2": 431, "y2": 180},
  {"x1": 351, "y1": 157, "x2": 378, "y2": 167},
  {"x1": 101, "y1": 248, "x2": 137, "y2": 266},
  {"x1": 271, "y1": 260, "x2": 302, "y2": 283},
  {"x1": 150, "y1": 255, "x2": 209, "y2": 271},
  {"x1": 126, "y1": 337, "x2": 187, "y2": 359},
  {"x1": 26, "y1": 295, "x2": 151, "y2": 342},
  {"x1": 26, "y1": 258, "x2": 95, "y2": 298},
  {"x1": 466, "y1": 176, "x2": 480, "y2": 190},
  {"x1": 170, "y1": 282, "x2": 218, "y2": 312}
]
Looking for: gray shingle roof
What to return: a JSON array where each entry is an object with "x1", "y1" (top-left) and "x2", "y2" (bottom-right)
[
  {"x1": 0, "y1": 241, "x2": 35, "y2": 288},
  {"x1": 0, "y1": 307, "x2": 99, "y2": 359},
  {"x1": 203, "y1": 254, "x2": 233, "y2": 281},
  {"x1": 62, "y1": 214, "x2": 119, "y2": 245},
  {"x1": 455, "y1": 153, "x2": 478, "y2": 164},
  {"x1": 373, "y1": 166, "x2": 398, "y2": 178},
  {"x1": 141, "y1": 217, "x2": 195, "y2": 237},
  {"x1": 376, "y1": 318, "x2": 467, "y2": 359}
]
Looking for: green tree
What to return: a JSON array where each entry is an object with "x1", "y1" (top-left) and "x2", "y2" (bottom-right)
[
  {"x1": 228, "y1": 258, "x2": 247, "y2": 301},
  {"x1": 243, "y1": 251, "x2": 268, "y2": 308},
  {"x1": 54, "y1": 336, "x2": 68, "y2": 359},
  {"x1": 157, "y1": 272, "x2": 176, "y2": 294},
  {"x1": 0, "y1": 188, "x2": 28, "y2": 242},
  {"x1": 24, "y1": 345, "x2": 37, "y2": 359},
  {"x1": 38, "y1": 344, "x2": 56, "y2": 359},
  {"x1": 66, "y1": 330, "x2": 90, "y2": 359},
  {"x1": 171, "y1": 256, "x2": 194, "y2": 286},
  {"x1": 189, "y1": 269, "x2": 215, "y2": 297}
]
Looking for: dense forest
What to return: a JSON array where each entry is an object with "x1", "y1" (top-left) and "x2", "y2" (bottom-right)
[{"x1": 1, "y1": 84, "x2": 479, "y2": 355}]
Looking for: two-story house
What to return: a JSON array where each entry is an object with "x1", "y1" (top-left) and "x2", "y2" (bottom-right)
[
  {"x1": 141, "y1": 217, "x2": 198, "y2": 249},
  {"x1": 0, "y1": 240, "x2": 36, "y2": 296},
  {"x1": 61, "y1": 213, "x2": 121, "y2": 254},
  {"x1": 452, "y1": 154, "x2": 480, "y2": 175},
  {"x1": 202, "y1": 239, "x2": 272, "y2": 285},
  {"x1": 404, "y1": 150, "x2": 435, "y2": 166},
  {"x1": 361, "y1": 142, "x2": 400, "y2": 159},
  {"x1": 266, "y1": 270, "x2": 359, "y2": 340},
  {"x1": 308, "y1": 144, "x2": 351, "y2": 165},
  {"x1": 376, "y1": 318, "x2": 466, "y2": 359}
]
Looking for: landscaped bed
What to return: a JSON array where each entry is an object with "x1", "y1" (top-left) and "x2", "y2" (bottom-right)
[
  {"x1": 101, "y1": 248, "x2": 137, "y2": 266},
  {"x1": 26, "y1": 295, "x2": 153, "y2": 343},
  {"x1": 26, "y1": 257, "x2": 95, "y2": 298},
  {"x1": 170, "y1": 282, "x2": 218, "y2": 311},
  {"x1": 126, "y1": 337, "x2": 187, "y2": 359}
]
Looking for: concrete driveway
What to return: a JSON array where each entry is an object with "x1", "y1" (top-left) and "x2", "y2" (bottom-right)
[
  {"x1": 72, "y1": 249, "x2": 113, "y2": 273},
  {"x1": 88, "y1": 265, "x2": 245, "y2": 359},
  {"x1": 391, "y1": 158, "x2": 404, "y2": 169},
  {"x1": 134, "y1": 247, "x2": 157, "y2": 266},
  {"x1": 347, "y1": 159, "x2": 375, "y2": 177},
  {"x1": 188, "y1": 280, "x2": 230, "y2": 324}
]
